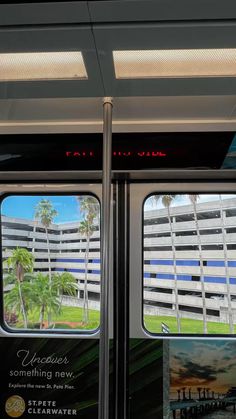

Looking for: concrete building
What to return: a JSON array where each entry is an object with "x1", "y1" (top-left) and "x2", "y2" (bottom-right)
[
  {"x1": 144, "y1": 196, "x2": 236, "y2": 323},
  {"x1": 2, "y1": 215, "x2": 101, "y2": 310},
  {"x1": 2, "y1": 195, "x2": 236, "y2": 323}
]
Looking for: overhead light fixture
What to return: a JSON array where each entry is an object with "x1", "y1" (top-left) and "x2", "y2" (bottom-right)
[
  {"x1": 113, "y1": 49, "x2": 236, "y2": 79},
  {"x1": 0, "y1": 51, "x2": 88, "y2": 81}
]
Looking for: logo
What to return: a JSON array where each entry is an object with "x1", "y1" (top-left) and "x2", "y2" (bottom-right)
[{"x1": 5, "y1": 395, "x2": 26, "y2": 418}]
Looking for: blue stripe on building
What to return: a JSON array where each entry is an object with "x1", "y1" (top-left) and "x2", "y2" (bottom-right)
[
  {"x1": 145, "y1": 259, "x2": 236, "y2": 268},
  {"x1": 56, "y1": 268, "x2": 100, "y2": 274},
  {"x1": 56, "y1": 258, "x2": 85, "y2": 263},
  {"x1": 156, "y1": 273, "x2": 174, "y2": 280},
  {"x1": 177, "y1": 275, "x2": 192, "y2": 281},
  {"x1": 229, "y1": 261, "x2": 236, "y2": 267},
  {"x1": 150, "y1": 260, "x2": 173, "y2": 266},
  {"x1": 176, "y1": 260, "x2": 199, "y2": 266},
  {"x1": 204, "y1": 276, "x2": 226, "y2": 284},
  {"x1": 143, "y1": 272, "x2": 236, "y2": 284},
  {"x1": 56, "y1": 258, "x2": 100, "y2": 264},
  {"x1": 207, "y1": 261, "x2": 225, "y2": 267}
]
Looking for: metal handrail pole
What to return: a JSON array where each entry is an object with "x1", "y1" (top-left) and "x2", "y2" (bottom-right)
[{"x1": 99, "y1": 97, "x2": 113, "y2": 419}]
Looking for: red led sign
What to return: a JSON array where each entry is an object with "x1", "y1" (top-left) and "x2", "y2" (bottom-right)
[
  {"x1": 65, "y1": 150, "x2": 167, "y2": 158},
  {"x1": 66, "y1": 151, "x2": 94, "y2": 157}
]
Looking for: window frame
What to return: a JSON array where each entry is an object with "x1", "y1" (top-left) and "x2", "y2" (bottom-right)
[
  {"x1": 0, "y1": 183, "x2": 103, "y2": 338},
  {"x1": 129, "y1": 182, "x2": 236, "y2": 339}
]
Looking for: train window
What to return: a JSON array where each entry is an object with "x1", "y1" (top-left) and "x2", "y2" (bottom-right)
[
  {"x1": 1, "y1": 194, "x2": 100, "y2": 332},
  {"x1": 143, "y1": 193, "x2": 236, "y2": 335}
]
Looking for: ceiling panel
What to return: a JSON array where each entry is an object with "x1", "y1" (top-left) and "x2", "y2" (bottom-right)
[
  {"x1": 89, "y1": 0, "x2": 236, "y2": 23},
  {"x1": 113, "y1": 96, "x2": 236, "y2": 121},
  {"x1": 1, "y1": 96, "x2": 235, "y2": 122},
  {"x1": 0, "y1": 2, "x2": 235, "y2": 103},
  {"x1": 0, "y1": 27, "x2": 104, "y2": 99},
  {"x1": 1, "y1": 0, "x2": 236, "y2": 26},
  {"x1": 0, "y1": 2, "x2": 90, "y2": 26},
  {"x1": 0, "y1": 98, "x2": 103, "y2": 121},
  {"x1": 94, "y1": 22, "x2": 236, "y2": 96},
  {"x1": 0, "y1": 96, "x2": 236, "y2": 134}
]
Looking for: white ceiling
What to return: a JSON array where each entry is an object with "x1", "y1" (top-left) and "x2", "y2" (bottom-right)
[
  {"x1": 0, "y1": 1, "x2": 236, "y2": 133},
  {"x1": 0, "y1": 96, "x2": 236, "y2": 133}
]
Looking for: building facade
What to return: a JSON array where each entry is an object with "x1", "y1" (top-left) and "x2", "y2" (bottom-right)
[
  {"x1": 2, "y1": 195, "x2": 236, "y2": 323},
  {"x1": 144, "y1": 196, "x2": 236, "y2": 323},
  {"x1": 2, "y1": 215, "x2": 101, "y2": 310}
]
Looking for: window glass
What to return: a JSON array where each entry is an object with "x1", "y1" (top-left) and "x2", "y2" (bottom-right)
[
  {"x1": 1, "y1": 195, "x2": 100, "y2": 331},
  {"x1": 143, "y1": 193, "x2": 236, "y2": 335}
]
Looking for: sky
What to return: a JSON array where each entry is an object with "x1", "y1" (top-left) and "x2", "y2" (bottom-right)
[
  {"x1": 170, "y1": 340, "x2": 236, "y2": 395},
  {"x1": 1, "y1": 195, "x2": 99, "y2": 223},
  {"x1": 2, "y1": 194, "x2": 235, "y2": 221},
  {"x1": 144, "y1": 194, "x2": 236, "y2": 211}
]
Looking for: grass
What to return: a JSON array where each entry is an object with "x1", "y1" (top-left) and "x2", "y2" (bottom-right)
[
  {"x1": 12, "y1": 306, "x2": 235, "y2": 334},
  {"x1": 144, "y1": 315, "x2": 235, "y2": 335},
  {"x1": 18, "y1": 306, "x2": 100, "y2": 330}
]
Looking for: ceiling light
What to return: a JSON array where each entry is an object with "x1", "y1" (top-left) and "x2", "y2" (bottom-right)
[
  {"x1": 113, "y1": 49, "x2": 236, "y2": 79},
  {"x1": 0, "y1": 51, "x2": 88, "y2": 81}
]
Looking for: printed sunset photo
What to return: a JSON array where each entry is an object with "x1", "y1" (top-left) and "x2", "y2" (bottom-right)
[{"x1": 169, "y1": 340, "x2": 236, "y2": 418}]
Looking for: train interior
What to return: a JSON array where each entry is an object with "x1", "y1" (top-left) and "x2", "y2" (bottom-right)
[{"x1": 0, "y1": 1, "x2": 236, "y2": 419}]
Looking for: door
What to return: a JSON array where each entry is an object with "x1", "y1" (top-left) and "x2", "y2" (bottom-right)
[
  {"x1": 128, "y1": 181, "x2": 236, "y2": 419},
  {"x1": 0, "y1": 182, "x2": 109, "y2": 419}
]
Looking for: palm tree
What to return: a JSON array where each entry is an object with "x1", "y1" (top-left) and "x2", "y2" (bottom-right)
[
  {"x1": 4, "y1": 247, "x2": 34, "y2": 328},
  {"x1": 30, "y1": 273, "x2": 60, "y2": 329},
  {"x1": 78, "y1": 217, "x2": 96, "y2": 324},
  {"x1": 153, "y1": 195, "x2": 181, "y2": 332},
  {"x1": 4, "y1": 280, "x2": 33, "y2": 327},
  {"x1": 34, "y1": 199, "x2": 58, "y2": 325},
  {"x1": 219, "y1": 194, "x2": 234, "y2": 333},
  {"x1": 77, "y1": 196, "x2": 99, "y2": 324},
  {"x1": 34, "y1": 199, "x2": 58, "y2": 284},
  {"x1": 188, "y1": 195, "x2": 208, "y2": 334},
  {"x1": 77, "y1": 195, "x2": 100, "y2": 224},
  {"x1": 53, "y1": 272, "x2": 77, "y2": 309}
]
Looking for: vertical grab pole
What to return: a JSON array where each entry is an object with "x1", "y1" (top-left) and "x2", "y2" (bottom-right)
[{"x1": 99, "y1": 97, "x2": 113, "y2": 419}]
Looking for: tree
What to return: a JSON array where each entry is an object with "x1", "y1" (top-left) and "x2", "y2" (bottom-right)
[
  {"x1": 188, "y1": 194, "x2": 208, "y2": 334},
  {"x1": 77, "y1": 195, "x2": 100, "y2": 224},
  {"x1": 77, "y1": 196, "x2": 99, "y2": 325},
  {"x1": 34, "y1": 199, "x2": 58, "y2": 325},
  {"x1": 78, "y1": 218, "x2": 96, "y2": 324},
  {"x1": 53, "y1": 272, "x2": 77, "y2": 309},
  {"x1": 4, "y1": 280, "x2": 33, "y2": 327},
  {"x1": 29, "y1": 273, "x2": 60, "y2": 329},
  {"x1": 34, "y1": 199, "x2": 58, "y2": 284},
  {"x1": 4, "y1": 247, "x2": 34, "y2": 328},
  {"x1": 152, "y1": 195, "x2": 181, "y2": 332},
  {"x1": 219, "y1": 194, "x2": 234, "y2": 333}
]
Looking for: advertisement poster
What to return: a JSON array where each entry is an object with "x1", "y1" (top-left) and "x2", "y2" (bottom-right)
[
  {"x1": 169, "y1": 340, "x2": 236, "y2": 418},
  {"x1": 0, "y1": 337, "x2": 99, "y2": 418}
]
